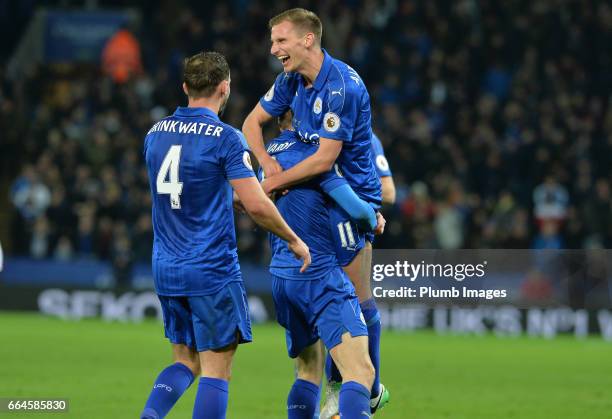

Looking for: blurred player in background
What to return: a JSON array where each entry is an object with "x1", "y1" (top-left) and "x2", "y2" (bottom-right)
[
  {"x1": 242, "y1": 8, "x2": 388, "y2": 417},
  {"x1": 140, "y1": 51, "x2": 310, "y2": 419},
  {"x1": 371, "y1": 133, "x2": 396, "y2": 205},
  {"x1": 258, "y1": 110, "x2": 381, "y2": 418}
]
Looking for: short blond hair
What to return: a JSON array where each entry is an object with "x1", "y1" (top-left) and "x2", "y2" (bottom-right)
[{"x1": 269, "y1": 8, "x2": 322, "y2": 45}]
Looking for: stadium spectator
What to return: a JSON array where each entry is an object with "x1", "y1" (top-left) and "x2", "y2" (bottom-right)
[
  {"x1": 101, "y1": 28, "x2": 143, "y2": 84},
  {"x1": 2, "y1": 0, "x2": 612, "y2": 265}
]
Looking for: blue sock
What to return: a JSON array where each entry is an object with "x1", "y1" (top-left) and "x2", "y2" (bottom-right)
[
  {"x1": 325, "y1": 354, "x2": 343, "y2": 383},
  {"x1": 339, "y1": 381, "x2": 371, "y2": 418},
  {"x1": 361, "y1": 298, "x2": 381, "y2": 398},
  {"x1": 141, "y1": 362, "x2": 195, "y2": 419},
  {"x1": 193, "y1": 377, "x2": 229, "y2": 419},
  {"x1": 287, "y1": 379, "x2": 319, "y2": 419}
]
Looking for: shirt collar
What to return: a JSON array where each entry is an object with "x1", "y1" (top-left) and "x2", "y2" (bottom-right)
[
  {"x1": 312, "y1": 49, "x2": 333, "y2": 91},
  {"x1": 173, "y1": 106, "x2": 220, "y2": 121}
]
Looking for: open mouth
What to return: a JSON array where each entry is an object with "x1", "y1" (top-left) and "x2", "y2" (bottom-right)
[{"x1": 278, "y1": 55, "x2": 290, "y2": 65}]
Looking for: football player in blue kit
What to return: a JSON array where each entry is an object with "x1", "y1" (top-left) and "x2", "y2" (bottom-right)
[
  {"x1": 257, "y1": 111, "x2": 384, "y2": 419},
  {"x1": 371, "y1": 133, "x2": 396, "y2": 205},
  {"x1": 242, "y1": 8, "x2": 389, "y2": 417},
  {"x1": 140, "y1": 52, "x2": 310, "y2": 419}
]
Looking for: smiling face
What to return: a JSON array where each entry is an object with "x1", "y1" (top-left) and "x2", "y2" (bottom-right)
[{"x1": 270, "y1": 20, "x2": 309, "y2": 73}]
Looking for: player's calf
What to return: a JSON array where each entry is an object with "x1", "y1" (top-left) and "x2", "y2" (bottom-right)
[
  {"x1": 342, "y1": 242, "x2": 373, "y2": 303},
  {"x1": 295, "y1": 340, "x2": 325, "y2": 384},
  {"x1": 192, "y1": 340, "x2": 238, "y2": 419},
  {"x1": 329, "y1": 333, "x2": 374, "y2": 419},
  {"x1": 173, "y1": 343, "x2": 201, "y2": 376},
  {"x1": 329, "y1": 333, "x2": 374, "y2": 389}
]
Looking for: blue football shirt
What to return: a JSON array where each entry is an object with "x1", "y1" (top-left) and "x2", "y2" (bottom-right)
[
  {"x1": 371, "y1": 132, "x2": 392, "y2": 178},
  {"x1": 259, "y1": 49, "x2": 381, "y2": 206},
  {"x1": 144, "y1": 107, "x2": 255, "y2": 296},
  {"x1": 259, "y1": 130, "x2": 347, "y2": 280}
]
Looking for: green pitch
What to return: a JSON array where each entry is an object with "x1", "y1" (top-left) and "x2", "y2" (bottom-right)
[{"x1": 0, "y1": 312, "x2": 611, "y2": 418}]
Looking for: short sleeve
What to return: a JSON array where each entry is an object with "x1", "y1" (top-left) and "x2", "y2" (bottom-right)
[
  {"x1": 221, "y1": 130, "x2": 256, "y2": 180},
  {"x1": 371, "y1": 133, "x2": 392, "y2": 177},
  {"x1": 259, "y1": 72, "x2": 297, "y2": 117},
  {"x1": 317, "y1": 83, "x2": 360, "y2": 142},
  {"x1": 319, "y1": 163, "x2": 348, "y2": 194}
]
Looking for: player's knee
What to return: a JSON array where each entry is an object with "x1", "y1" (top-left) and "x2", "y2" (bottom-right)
[
  {"x1": 349, "y1": 356, "x2": 374, "y2": 389},
  {"x1": 295, "y1": 360, "x2": 322, "y2": 384},
  {"x1": 173, "y1": 347, "x2": 201, "y2": 377},
  {"x1": 202, "y1": 363, "x2": 232, "y2": 381},
  {"x1": 187, "y1": 360, "x2": 201, "y2": 377}
]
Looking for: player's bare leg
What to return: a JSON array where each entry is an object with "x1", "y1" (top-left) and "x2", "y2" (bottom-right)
[
  {"x1": 296, "y1": 340, "x2": 325, "y2": 384},
  {"x1": 326, "y1": 332, "x2": 374, "y2": 418},
  {"x1": 199, "y1": 339, "x2": 238, "y2": 380},
  {"x1": 323, "y1": 242, "x2": 389, "y2": 418},
  {"x1": 193, "y1": 339, "x2": 239, "y2": 419},
  {"x1": 173, "y1": 343, "x2": 200, "y2": 376},
  {"x1": 342, "y1": 242, "x2": 373, "y2": 303}
]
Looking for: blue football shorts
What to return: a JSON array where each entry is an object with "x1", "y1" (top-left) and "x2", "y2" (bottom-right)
[
  {"x1": 158, "y1": 281, "x2": 252, "y2": 352},
  {"x1": 329, "y1": 204, "x2": 375, "y2": 266},
  {"x1": 272, "y1": 266, "x2": 368, "y2": 358}
]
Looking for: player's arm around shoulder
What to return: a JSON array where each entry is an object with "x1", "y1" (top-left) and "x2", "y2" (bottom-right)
[
  {"x1": 230, "y1": 177, "x2": 311, "y2": 272},
  {"x1": 242, "y1": 103, "x2": 283, "y2": 176},
  {"x1": 262, "y1": 138, "x2": 342, "y2": 194},
  {"x1": 243, "y1": 72, "x2": 297, "y2": 177}
]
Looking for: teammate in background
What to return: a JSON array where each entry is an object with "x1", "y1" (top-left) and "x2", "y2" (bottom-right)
[
  {"x1": 371, "y1": 133, "x2": 396, "y2": 205},
  {"x1": 0, "y1": 240, "x2": 4, "y2": 272},
  {"x1": 259, "y1": 110, "x2": 381, "y2": 419},
  {"x1": 140, "y1": 52, "x2": 310, "y2": 419},
  {"x1": 242, "y1": 8, "x2": 388, "y2": 416}
]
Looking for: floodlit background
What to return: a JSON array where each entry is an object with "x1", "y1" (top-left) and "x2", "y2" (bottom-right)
[{"x1": 0, "y1": 1, "x2": 611, "y2": 418}]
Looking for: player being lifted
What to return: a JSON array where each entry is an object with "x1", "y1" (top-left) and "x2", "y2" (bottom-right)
[
  {"x1": 141, "y1": 51, "x2": 310, "y2": 419},
  {"x1": 257, "y1": 111, "x2": 383, "y2": 419},
  {"x1": 242, "y1": 8, "x2": 389, "y2": 417}
]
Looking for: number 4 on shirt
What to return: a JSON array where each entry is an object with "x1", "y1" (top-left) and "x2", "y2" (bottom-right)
[{"x1": 157, "y1": 145, "x2": 183, "y2": 209}]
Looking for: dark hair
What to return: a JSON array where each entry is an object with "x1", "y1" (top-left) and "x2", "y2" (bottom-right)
[
  {"x1": 278, "y1": 109, "x2": 293, "y2": 131},
  {"x1": 269, "y1": 8, "x2": 322, "y2": 44},
  {"x1": 183, "y1": 51, "x2": 230, "y2": 98}
]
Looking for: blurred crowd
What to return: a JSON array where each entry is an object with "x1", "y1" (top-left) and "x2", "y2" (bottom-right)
[{"x1": 2, "y1": 0, "x2": 612, "y2": 269}]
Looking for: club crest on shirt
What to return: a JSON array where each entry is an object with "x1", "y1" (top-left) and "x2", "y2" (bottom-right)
[
  {"x1": 376, "y1": 155, "x2": 390, "y2": 172},
  {"x1": 243, "y1": 151, "x2": 253, "y2": 171},
  {"x1": 313, "y1": 97, "x2": 322, "y2": 114},
  {"x1": 323, "y1": 112, "x2": 340, "y2": 133},
  {"x1": 264, "y1": 84, "x2": 275, "y2": 101}
]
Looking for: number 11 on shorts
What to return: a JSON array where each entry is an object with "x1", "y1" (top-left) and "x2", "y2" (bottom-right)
[{"x1": 337, "y1": 221, "x2": 356, "y2": 249}]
